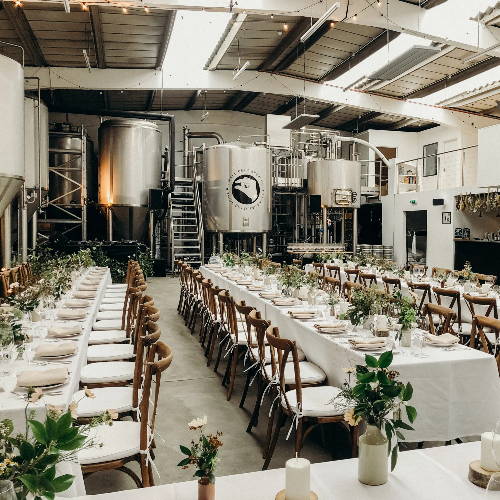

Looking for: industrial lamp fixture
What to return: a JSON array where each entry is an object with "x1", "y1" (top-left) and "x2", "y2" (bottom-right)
[
  {"x1": 300, "y1": 2, "x2": 339, "y2": 43},
  {"x1": 233, "y1": 60, "x2": 250, "y2": 80}
]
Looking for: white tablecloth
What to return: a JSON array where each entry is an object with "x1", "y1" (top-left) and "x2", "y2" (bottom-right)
[
  {"x1": 202, "y1": 267, "x2": 500, "y2": 442},
  {"x1": 0, "y1": 268, "x2": 110, "y2": 433},
  {"x1": 65, "y1": 442, "x2": 492, "y2": 500}
]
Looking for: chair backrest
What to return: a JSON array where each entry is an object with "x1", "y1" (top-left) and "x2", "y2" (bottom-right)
[
  {"x1": 342, "y1": 281, "x2": 363, "y2": 301},
  {"x1": 475, "y1": 273, "x2": 497, "y2": 285},
  {"x1": 410, "y1": 263, "x2": 427, "y2": 276},
  {"x1": 325, "y1": 265, "x2": 341, "y2": 281},
  {"x1": 246, "y1": 309, "x2": 270, "y2": 370},
  {"x1": 323, "y1": 276, "x2": 341, "y2": 294},
  {"x1": 382, "y1": 276, "x2": 401, "y2": 294},
  {"x1": 345, "y1": 268, "x2": 360, "y2": 283},
  {"x1": 359, "y1": 272, "x2": 377, "y2": 287},
  {"x1": 471, "y1": 316, "x2": 500, "y2": 364},
  {"x1": 464, "y1": 293, "x2": 498, "y2": 321},
  {"x1": 292, "y1": 259, "x2": 302, "y2": 267},
  {"x1": 433, "y1": 287, "x2": 462, "y2": 326},
  {"x1": 234, "y1": 300, "x2": 256, "y2": 348},
  {"x1": 407, "y1": 281, "x2": 432, "y2": 314},
  {"x1": 218, "y1": 290, "x2": 238, "y2": 340},
  {"x1": 207, "y1": 284, "x2": 222, "y2": 320},
  {"x1": 423, "y1": 303, "x2": 456, "y2": 335},
  {"x1": 265, "y1": 325, "x2": 302, "y2": 414},
  {"x1": 312, "y1": 262, "x2": 325, "y2": 277},
  {"x1": 139, "y1": 340, "x2": 173, "y2": 452}
]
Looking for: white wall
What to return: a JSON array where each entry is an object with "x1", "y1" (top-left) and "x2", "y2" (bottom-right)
[
  {"x1": 477, "y1": 123, "x2": 500, "y2": 187},
  {"x1": 49, "y1": 110, "x2": 265, "y2": 176}
]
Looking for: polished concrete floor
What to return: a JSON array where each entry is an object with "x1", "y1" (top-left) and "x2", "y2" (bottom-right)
[{"x1": 85, "y1": 277, "x2": 341, "y2": 494}]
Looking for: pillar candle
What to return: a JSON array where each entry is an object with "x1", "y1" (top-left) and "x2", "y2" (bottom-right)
[
  {"x1": 481, "y1": 432, "x2": 500, "y2": 472},
  {"x1": 285, "y1": 457, "x2": 310, "y2": 500}
]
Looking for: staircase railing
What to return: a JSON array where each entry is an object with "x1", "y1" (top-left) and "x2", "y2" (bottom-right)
[{"x1": 193, "y1": 155, "x2": 204, "y2": 265}]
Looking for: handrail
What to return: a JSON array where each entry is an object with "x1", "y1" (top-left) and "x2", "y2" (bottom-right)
[{"x1": 192, "y1": 151, "x2": 204, "y2": 265}]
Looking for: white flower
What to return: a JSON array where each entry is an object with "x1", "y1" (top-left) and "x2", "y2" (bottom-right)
[
  {"x1": 369, "y1": 381, "x2": 379, "y2": 390},
  {"x1": 188, "y1": 415, "x2": 207, "y2": 430}
]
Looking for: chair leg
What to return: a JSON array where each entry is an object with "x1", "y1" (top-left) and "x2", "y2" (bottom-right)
[
  {"x1": 226, "y1": 345, "x2": 239, "y2": 401},
  {"x1": 239, "y1": 369, "x2": 252, "y2": 409},
  {"x1": 206, "y1": 323, "x2": 219, "y2": 366},
  {"x1": 247, "y1": 376, "x2": 263, "y2": 433},
  {"x1": 214, "y1": 335, "x2": 228, "y2": 374},
  {"x1": 262, "y1": 408, "x2": 286, "y2": 470},
  {"x1": 263, "y1": 395, "x2": 277, "y2": 459}
]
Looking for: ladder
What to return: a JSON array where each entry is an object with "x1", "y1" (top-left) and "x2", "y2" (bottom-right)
[{"x1": 170, "y1": 176, "x2": 203, "y2": 269}]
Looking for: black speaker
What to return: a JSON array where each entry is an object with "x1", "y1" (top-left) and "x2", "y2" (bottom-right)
[
  {"x1": 149, "y1": 189, "x2": 166, "y2": 210},
  {"x1": 432, "y1": 198, "x2": 444, "y2": 206},
  {"x1": 309, "y1": 195, "x2": 321, "y2": 213}
]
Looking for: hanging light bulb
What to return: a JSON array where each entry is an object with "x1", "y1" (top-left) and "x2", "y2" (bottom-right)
[
  {"x1": 81, "y1": 2, "x2": 88, "y2": 10},
  {"x1": 122, "y1": 6, "x2": 128, "y2": 13},
  {"x1": 14, "y1": 0, "x2": 22, "y2": 7},
  {"x1": 283, "y1": 23, "x2": 289, "y2": 32},
  {"x1": 330, "y1": 21, "x2": 335, "y2": 28},
  {"x1": 377, "y1": 0, "x2": 381, "y2": 6},
  {"x1": 144, "y1": 6, "x2": 149, "y2": 13},
  {"x1": 353, "y1": 14, "x2": 357, "y2": 21}
]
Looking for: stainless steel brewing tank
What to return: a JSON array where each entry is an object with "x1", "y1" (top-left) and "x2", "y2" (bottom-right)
[
  {"x1": 98, "y1": 119, "x2": 161, "y2": 207},
  {"x1": 307, "y1": 159, "x2": 361, "y2": 208},
  {"x1": 0, "y1": 54, "x2": 24, "y2": 217},
  {"x1": 203, "y1": 142, "x2": 271, "y2": 233}
]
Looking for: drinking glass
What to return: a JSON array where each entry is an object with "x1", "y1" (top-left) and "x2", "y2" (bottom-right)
[
  {"x1": 411, "y1": 331, "x2": 425, "y2": 357},
  {"x1": 22, "y1": 343, "x2": 35, "y2": 365},
  {"x1": 0, "y1": 480, "x2": 16, "y2": 500}
]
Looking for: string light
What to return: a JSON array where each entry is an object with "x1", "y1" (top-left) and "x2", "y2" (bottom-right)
[
  {"x1": 122, "y1": 6, "x2": 128, "y2": 13},
  {"x1": 377, "y1": 0, "x2": 381, "y2": 5},
  {"x1": 81, "y1": 2, "x2": 88, "y2": 10},
  {"x1": 330, "y1": 21, "x2": 335, "y2": 28},
  {"x1": 353, "y1": 14, "x2": 357, "y2": 21},
  {"x1": 283, "y1": 23, "x2": 289, "y2": 32},
  {"x1": 14, "y1": 0, "x2": 22, "y2": 7},
  {"x1": 144, "y1": 6, "x2": 149, "y2": 13}
]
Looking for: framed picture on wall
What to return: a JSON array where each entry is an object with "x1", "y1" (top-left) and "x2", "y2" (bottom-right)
[
  {"x1": 423, "y1": 142, "x2": 438, "y2": 177},
  {"x1": 442, "y1": 212, "x2": 451, "y2": 224}
]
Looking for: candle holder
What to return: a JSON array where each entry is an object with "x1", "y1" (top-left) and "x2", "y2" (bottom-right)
[
  {"x1": 275, "y1": 490, "x2": 318, "y2": 500},
  {"x1": 469, "y1": 461, "x2": 500, "y2": 490}
]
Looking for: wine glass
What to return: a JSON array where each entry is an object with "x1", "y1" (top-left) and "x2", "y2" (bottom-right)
[
  {"x1": 22, "y1": 343, "x2": 35, "y2": 365},
  {"x1": 0, "y1": 480, "x2": 16, "y2": 500}
]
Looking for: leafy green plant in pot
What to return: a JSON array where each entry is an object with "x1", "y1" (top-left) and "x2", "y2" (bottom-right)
[
  {"x1": 339, "y1": 351, "x2": 417, "y2": 486},
  {"x1": 397, "y1": 294, "x2": 417, "y2": 348}
]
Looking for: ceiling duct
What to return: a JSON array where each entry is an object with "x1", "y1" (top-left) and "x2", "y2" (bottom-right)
[{"x1": 368, "y1": 45, "x2": 441, "y2": 81}]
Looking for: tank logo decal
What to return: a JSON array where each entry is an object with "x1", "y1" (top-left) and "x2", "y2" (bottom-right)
[{"x1": 227, "y1": 170, "x2": 264, "y2": 210}]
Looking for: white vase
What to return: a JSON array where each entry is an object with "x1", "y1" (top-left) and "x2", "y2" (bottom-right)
[
  {"x1": 400, "y1": 328, "x2": 412, "y2": 348},
  {"x1": 358, "y1": 425, "x2": 389, "y2": 486}
]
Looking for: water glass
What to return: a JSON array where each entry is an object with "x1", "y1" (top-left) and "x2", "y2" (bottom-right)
[
  {"x1": 0, "y1": 372, "x2": 17, "y2": 394},
  {"x1": 411, "y1": 331, "x2": 425, "y2": 357},
  {"x1": 0, "y1": 480, "x2": 16, "y2": 500},
  {"x1": 22, "y1": 343, "x2": 35, "y2": 365}
]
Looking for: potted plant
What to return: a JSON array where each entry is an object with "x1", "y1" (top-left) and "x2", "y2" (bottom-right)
[
  {"x1": 177, "y1": 416, "x2": 223, "y2": 500},
  {"x1": 346, "y1": 288, "x2": 385, "y2": 329},
  {"x1": 277, "y1": 266, "x2": 304, "y2": 297},
  {"x1": 339, "y1": 351, "x2": 417, "y2": 485},
  {"x1": 397, "y1": 295, "x2": 417, "y2": 348}
]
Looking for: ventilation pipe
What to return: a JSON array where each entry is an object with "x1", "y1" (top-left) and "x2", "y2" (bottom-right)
[
  {"x1": 333, "y1": 135, "x2": 391, "y2": 168},
  {"x1": 183, "y1": 127, "x2": 224, "y2": 177}
]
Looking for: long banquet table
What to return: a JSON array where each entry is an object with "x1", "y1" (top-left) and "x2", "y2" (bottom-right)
[
  {"x1": 202, "y1": 266, "x2": 500, "y2": 443},
  {"x1": 64, "y1": 442, "x2": 493, "y2": 499}
]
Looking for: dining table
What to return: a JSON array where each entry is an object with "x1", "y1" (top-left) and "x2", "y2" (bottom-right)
[
  {"x1": 62, "y1": 442, "x2": 495, "y2": 499},
  {"x1": 202, "y1": 266, "x2": 500, "y2": 443}
]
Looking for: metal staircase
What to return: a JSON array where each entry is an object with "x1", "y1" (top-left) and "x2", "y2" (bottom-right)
[{"x1": 169, "y1": 175, "x2": 203, "y2": 269}]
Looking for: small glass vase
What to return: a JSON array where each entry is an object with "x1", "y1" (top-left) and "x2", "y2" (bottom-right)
[
  {"x1": 198, "y1": 477, "x2": 215, "y2": 500},
  {"x1": 400, "y1": 328, "x2": 412, "y2": 348},
  {"x1": 358, "y1": 425, "x2": 389, "y2": 486}
]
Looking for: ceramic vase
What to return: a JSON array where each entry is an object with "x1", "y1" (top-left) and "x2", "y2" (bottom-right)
[{"x1": 358, "y1": 425, "x2": 389, "y2": 486}]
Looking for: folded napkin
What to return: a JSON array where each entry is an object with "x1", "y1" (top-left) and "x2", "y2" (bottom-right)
[
  {"x1": 247, "y1": 285, "x2": 264, "y2": 291},
  {"x1": 48, "y1": 325, "x2": 82, "y2": 338},
  {"x1": 36, "y1": 342, "x2": 76, "y2": 358},
  {"x1": 259, "y1": 292, "x2": 282, "y2": 299},
  {"x1": 64, "y1": 299, "x2": 90, "y2": 309},
  {"x1": 17, "y1": 366, "x2": 68, "y2": 388},
  {"x1": 82, "y1": 279, "x2": 101, "y2": 286},
  {"x1": 57, "y1": 309, "x2": 87, "y2": 320},
  {"x1": 73, "y1": 291, "x2": 96, "y2": 299},
  {"x1": 206, "y1": 264, "x2": 223, "y2": 269},
  {"x1": 272, "y1": 298, "x2": 300, "y2": 306},
  {"x1": 349, "y1": 338, "x2": 386, "y2": 349},
  {"x1": 236, "y1": 280, "x2": 253, "y2": 285},
  {"x1": 288, "y1": 310, "x2": 317, "y2": 319},
  {"x1": 78, "y1": 284, "x2": 98, "y2": 291},
  {"x1": 425, "y1": 332, "x2": 459, "y2": 345},
  {"x1": 314, "y1": 322, "x2": 347, "y2": 334}
]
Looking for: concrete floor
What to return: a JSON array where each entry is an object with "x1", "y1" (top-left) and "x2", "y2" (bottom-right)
[
  {"x1": 84, "y1": 276, "x2": 478, "y2": 494},
  {"x1": 85, "y1": 277, "x2": 343, "y2": 494}
]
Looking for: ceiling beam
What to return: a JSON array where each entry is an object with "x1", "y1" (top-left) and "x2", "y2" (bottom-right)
[
  {"x1": 205, "y1": 13, "x2": 247, "y2": 70},
  {"x1": 310, "y1": 104, "x2": 346, "y2": 124},
  {"x1": 156, "y1": 10, "x2": 176, "y2": 70},
  {"x1": 24, "y1": 67, "x2": 499, "y2": 128},
  {"x1": 3, "y1": 0, "x2": 46, "y2": 66},
  {"x1": 386, "y1": 117, "x2": 419, "y2": 130},
  {"x1": 186, "y1": 90, "x2": 198, "y2": 110},
  {"x1": 89, "y1": 6, "x2": 105, "y2": 68},
  {"x1": 273, "y1": 96, "x2": 303, "y2": 115},
  {"x1": 232, "y1": 91, "x2": 261, "y2": 111},
  {"x1": 258, "y1": 18, "x2": 311, "y2": 72},
  {"x1": 274, "y1": 21, "x2": 331, "y2": 73},
  {"x1": 336, "y1": 111, "x2": 383, "y2": 131},
  {"x1": 404, "y1": 57, "x2": 500, "y2": 99},
  {"x1": 321, "y1": 30, "x2": 400, "y2": 82}
]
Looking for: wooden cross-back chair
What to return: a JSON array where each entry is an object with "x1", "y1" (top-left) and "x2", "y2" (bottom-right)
[
  {"x1": 471, "y1": 316, "x2": 500, "y2": 375},
  {"x1": 382, "y1": 276, "x2": 401, "y2": 294},
  {"x1": 325, "y1": 264, "x2": 341, "y2": 282},
  {"x1": 345, "y1": 268, "x2": 360, "y2": 283},
  {"x1": 423, "y1": 303, "x2": 456, "y2": 336},
  {"x1": 342, "y1": 281, "x2": 363, "y2": 301},
  {"x1": 464, "y1": 294, "x2": 498, "y2": 322},
  {"x1": 263, "y1": 326, "x2": 358, "y2": 470},
  {"x1": 432, "y1": 287, "x2": 469, "y2": 337},
  {"x1": 186, "y1": 271, "x2": 205, "y2": 332},
  {"x1": 407, "y1": 282, "x2": 433, "y2": 315},
  {"x1": 475, "y1": 273, "x2": 497, "y2": 285},
  {"x1": 312, "y1": 262, "x2": 325, "y2": 277},
  {"x1": 359, "y1": 272, "x2": 377, "y2": 287},
  {"x1": 80, "y1": 338, "x2": 173, "y2": 488},
  {"x1": 323, "y1": 276, "x2": 341, "y2": 294},
  {"x1": 205, "y1": 284, "x2": 224, "y2": 365}
]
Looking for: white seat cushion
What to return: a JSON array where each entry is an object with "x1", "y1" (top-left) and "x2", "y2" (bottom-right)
[
  {"x1": 107, "y1": 284, "x2": 127, "y2": 290},
  {"x1": 93, "y1": 319, "x2": 122, "y2": 331},
  {"x1": 284, "y1": 385, "x2": 343, "y2": 417},
  {"x1": 458, "y1": 322, "x2": 473, "y2": 335},
  {"x1": 78, "y1": 421, "x2": 140, "y2": 464},
  {"x1": 100, "y1": 303, "x2": 124, "y2": 312},
  {"x1": 88, "y1": 330, "x2": 127, "y2": 345},
  {"x1": 265, "y1": 361, "x2": 325, "y2": 385},
  {"x1": 96, "y1": 311, "x2": 122, "y2": 321},
  {"x1": 80, "y1": 361, "x2": 134, "y2": 384},
  {"x1": 250, "y1": 346, "x2": 306, "y2": 364},
  {"x1": 87, "y1": 344, "x2": 134, "y2": 362},
  {"x1": 101, "y1": 297, "x2": 125, "y2": 305},
  {"x1": 74, "y1": 386, "x2": 133, "y2": 417},
  {"x1": 105, "y1": 292, "x2": 126, "y2": 297}
]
